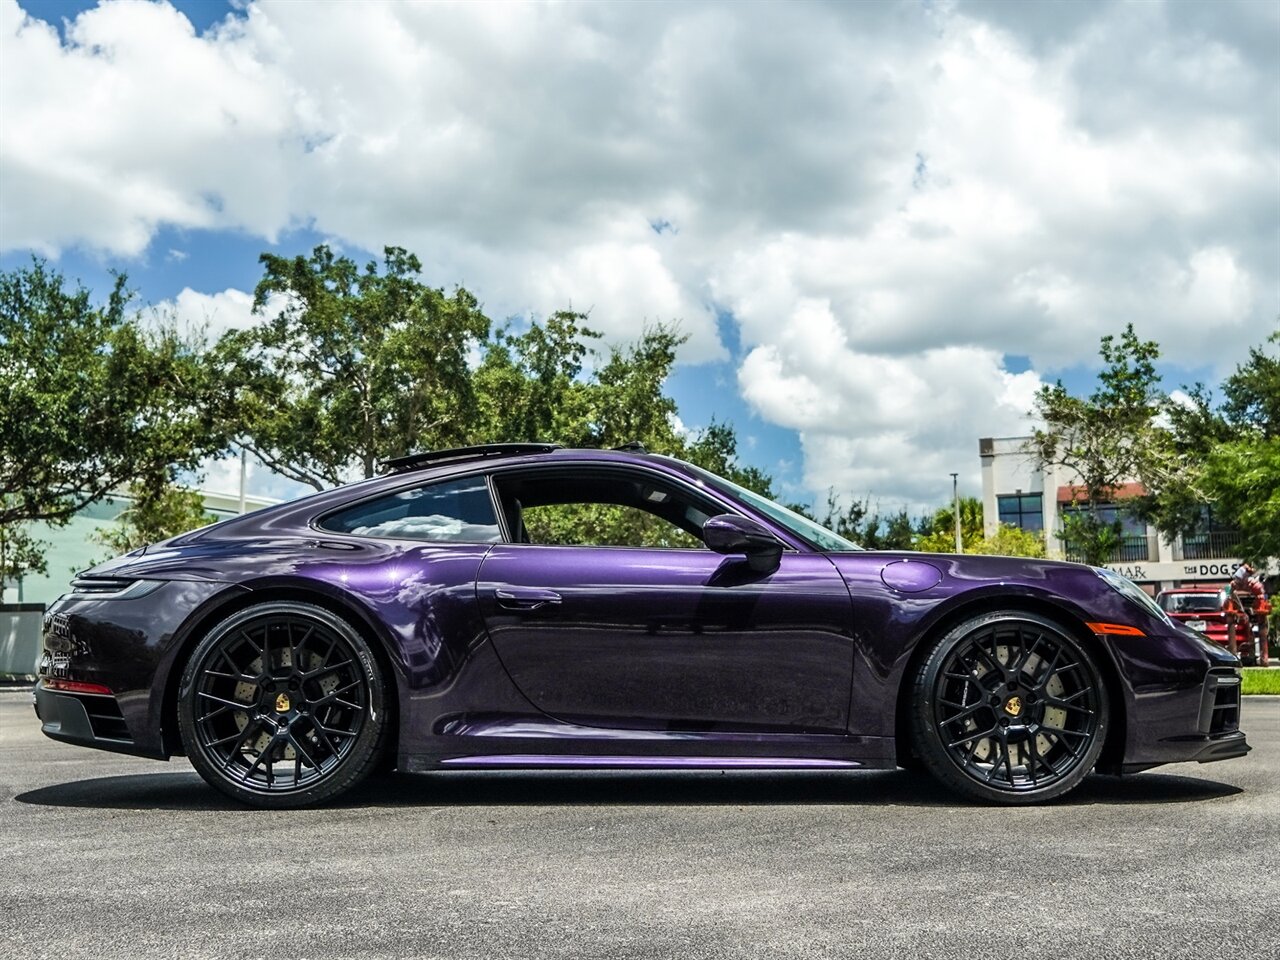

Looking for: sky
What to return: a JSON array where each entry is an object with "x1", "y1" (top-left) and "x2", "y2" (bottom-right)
[{"x1": 2, "y1": 0, "x2": 1277, "y2": 511}]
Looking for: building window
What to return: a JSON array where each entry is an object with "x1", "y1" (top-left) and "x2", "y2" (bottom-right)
[
  {"x1": 1059, "y1": 502, "x2": 1146, "y2": 537},
  {"x1": 1180, "y1": 505, "x2": 1243, "y2": 560},
  {"x1": 997, "y1": 493, "x2": 1043, "y2": 532}
]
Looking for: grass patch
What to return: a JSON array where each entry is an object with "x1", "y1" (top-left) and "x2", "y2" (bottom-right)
[{"x1": 1242, "y1": 667, "x2": 1280, "y2": 696}]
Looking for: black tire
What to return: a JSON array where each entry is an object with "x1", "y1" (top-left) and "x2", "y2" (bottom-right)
[
  {"x1": 909, "y1": 611, "x2": 1109, "y2": 804},
  {"x1": 178, "y1": 601, "x2": 390, "y2": 808}
]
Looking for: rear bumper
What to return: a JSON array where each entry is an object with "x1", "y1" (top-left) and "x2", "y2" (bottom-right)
[{"x1": 32, "y1": 680, "x2": 165, "y2": 760}]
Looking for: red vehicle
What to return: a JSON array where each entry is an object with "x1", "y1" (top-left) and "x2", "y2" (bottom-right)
[{"x1": 1157, "y1": 588, "x2": 1264, "y2": 666}]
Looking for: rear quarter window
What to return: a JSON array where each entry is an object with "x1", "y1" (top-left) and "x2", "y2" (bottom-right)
[{"x1": 319, "y1": 476, "x2": 501, "y2": 543}]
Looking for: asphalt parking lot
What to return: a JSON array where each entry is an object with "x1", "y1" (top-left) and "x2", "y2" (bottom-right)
[{"x1": 1, "y1": 690, "x2": 1277, "y2": 960}]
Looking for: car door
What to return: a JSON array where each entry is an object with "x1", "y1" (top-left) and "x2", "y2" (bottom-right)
[{"x1": 474, "y1": 464, "x2": 856, "y2": 733}]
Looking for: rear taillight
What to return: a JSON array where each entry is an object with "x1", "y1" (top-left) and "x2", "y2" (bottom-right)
[
  {"x1": 63, "y1": 578, "x2": 162, "y2": 601},
  {"x1": 43, "y1": 678, "x2": 113, "y2": 696}
]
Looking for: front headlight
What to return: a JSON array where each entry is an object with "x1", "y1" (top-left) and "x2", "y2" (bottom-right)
[{"x1": 1094, "y1": 567, "x2": 1173, "y2": 627}]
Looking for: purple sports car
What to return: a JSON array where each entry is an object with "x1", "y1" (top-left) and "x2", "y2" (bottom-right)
[{"x1": 34, "y1": 443, "x2": 1248, "y2": 807}]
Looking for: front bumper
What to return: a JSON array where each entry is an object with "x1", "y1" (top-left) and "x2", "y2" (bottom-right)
[{"x1": 1121, "y1": 667, "x2": 1250, "y2": 773}]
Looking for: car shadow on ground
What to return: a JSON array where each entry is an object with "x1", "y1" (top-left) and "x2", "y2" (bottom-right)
[{"x1": 13, "y1": 767, "x2": 1243, "y2": 812}]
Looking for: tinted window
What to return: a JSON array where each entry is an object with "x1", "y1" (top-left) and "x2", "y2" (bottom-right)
[
  {"x1": 492, "y1": 468, "x2": 718, "y2": 549},
  {"x1": 320, "y1": 476, "x2": 501, "y2": 543}
]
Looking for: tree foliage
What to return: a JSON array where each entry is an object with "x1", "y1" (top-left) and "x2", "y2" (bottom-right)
[
  {"x1": 0, "y1": 260, "x2": 229, "y2": 578},
  {"x1": 804, "y1": 492, "x2": 919, "y2": 550},
  {"x1": 216, "y1": 245, "x2": 783, "y2": 549},
  {"x1": 1142, "y1": 327, "x2": 1280, "y2": 565},
  {"x1": 967, "y1": 523, "x2": 1047, "y2": 559},
  {"x1": 1029, "y1": 325, "x2": 1163, "y2": 565},
  {"x1": 914, "y1": 497, "x2": 1046, "y2": 557},
  {"x1": 90, "y1": 480, "x2": 216, "y2": 560},
  {"x1": 218, "y1": 246, "x2": 490, "y2": 489}
]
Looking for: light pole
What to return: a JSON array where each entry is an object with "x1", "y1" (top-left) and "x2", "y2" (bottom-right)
[
  {"x1": 238, "y1": 447, "x2": 247, "y2": 515},
  {"x1": 951, "y1": 472, "x2": 962, "y2": 554}
]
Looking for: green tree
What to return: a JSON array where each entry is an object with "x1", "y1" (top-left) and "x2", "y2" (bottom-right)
[
  {"x1": 914, "y1": 496, "x2": 1045, "y2": 557},
  {"x1": 1029, "y1": 324, "x2": 1164, "y2": 565},
  {"x1": 806, "y1": 492, "x2": 920, "y2": 549},
  {"x1": 1142, "y1": 327, "x2": 1279, "y2": 565},
  {"x1": 0, "y1": 525, "x2": 44, "y2": 587},
  {"x1": 968, "y1": 524, "x2": 1047, "y2": 558},
  {"x1": 916, "y1": 496, "x2": 983, "y2": 553},
  {"x1": 472, "y1": 311, "x2": 599, "y2": 446},
  {"x1": 509, "y1": 326, "x2": 777, "y2": 547},
  {"x1": 90, "y1": 481, "x2": 216, "y2": 559},
  {"x1": 223, "y1": 244, "x2": 782, "y2": 548},
  {"x1": 1208, "y1": 328, "x2": 1280, "y2": 564},
  {"x1": 220, "y1": 245, "x2": 491, "y2": 488},
  {"x1": 0, "y1": 260, "x2": 229, "y2": 577}
]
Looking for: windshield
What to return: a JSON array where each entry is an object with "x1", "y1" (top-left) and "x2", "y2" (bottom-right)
[
  {"x1": 673, "y1": 460, "x2": 863, "y2": 552},
  {"x1": 1158, "y1": 592, "x2": 1224, "y2": 614}
]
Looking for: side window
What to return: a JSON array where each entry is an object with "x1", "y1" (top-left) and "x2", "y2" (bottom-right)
[
  {"x1": 523, "y1": 502, "x2": 705, "y2": 549},
  {"x1": 493, "y1": 469, "x2": 720, "y2": 549},
  {"x1": 320, "y1": 476, "x2": 501, "y2": 543}
]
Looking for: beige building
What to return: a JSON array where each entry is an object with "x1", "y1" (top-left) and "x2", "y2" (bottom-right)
[
  {"x1": 979, "y1": 436, "x2": 1252, "y2": 593},
  {"x1": 1, "y1": 488, "x2": 280, "y2": 609}
]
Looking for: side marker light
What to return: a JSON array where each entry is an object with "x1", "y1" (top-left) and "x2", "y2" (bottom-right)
[{"x1": 1085, "y1": 622, "x2": 1146, "y2": 637}]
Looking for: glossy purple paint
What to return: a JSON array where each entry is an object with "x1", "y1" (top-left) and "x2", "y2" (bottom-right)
[
  {"x1": 880, "y1": 558, "x2": 942, "y2": 593},
  {"x1": 36, "y1": 447, "x2": 1246, "y2": 776}
]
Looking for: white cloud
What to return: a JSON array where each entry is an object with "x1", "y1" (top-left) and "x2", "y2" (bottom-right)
[
  {"x1": 2, "y1": 0, "x2": 1276, "y2": 505},
  {"x1": 737, "y1": 298, "x2": 1042, "y2": 505},
  {"x1": 200, "y1": 450, "x2": 311, "y2": 503},
  {"x1": 161, "y1": 287, "x2": 256, "y2": 338}
]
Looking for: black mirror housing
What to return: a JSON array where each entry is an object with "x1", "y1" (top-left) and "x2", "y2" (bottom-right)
[{"x1": 703, "y1": 514, "x2": 783, "y2": 572}]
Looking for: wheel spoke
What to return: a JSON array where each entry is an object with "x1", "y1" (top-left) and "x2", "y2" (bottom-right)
[
  {"x1": 1011, "y1": 629, "x2": 1043, "y2": 677},
  {"x1": 303, "y1": 659, "x2": 354, "y2": 680},
  {"x1": 197, "y1": 704, "x2": 240, "y2": 723},
  {"x1": 941, "y1": 701, "x2": 989, "y2": 724},
  {"x1": 310, "y1": 723, "x2": 340, "y2": 756},
  {"x1": 947, "y1": 725, "x2": 999, "y2": 750},
  {"x1": 984, "y1": 739, "x2": 1003, "y2": 782},
  {"x1": 222, "y1": 718, "x2": 264, "y2": 769},
  {"x1": 1040, "y1": 725, "x2": 1088, "y2": 741},
  {"x1": 289, "y1": 733, "x2": 321, "y2": 771},
  {"x1": 198, "y1": 691, "x2": 252, "y2": 710},
  {"x1": 1043, "y1": 696, "x2": 1094, "y2": 716},
  {"x1": 240, "y1": 740, "x2": 273, "y2": 782}
]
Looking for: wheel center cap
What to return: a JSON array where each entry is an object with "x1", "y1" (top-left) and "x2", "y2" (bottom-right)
[
  {"x1": 274, "y1": 692, "x2": 291, "y2": 713},
  {"x1": 1004, "y1": 695, "x2": 1023, "y2": 718}
]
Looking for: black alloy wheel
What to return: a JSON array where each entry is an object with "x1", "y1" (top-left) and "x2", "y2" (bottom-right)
[
  {"x1": 178, "y1": 602, "x2": 389, "y2": 808},
  {"x1": 910, "y1": 611, "x2": 1109, "y2": 804}
]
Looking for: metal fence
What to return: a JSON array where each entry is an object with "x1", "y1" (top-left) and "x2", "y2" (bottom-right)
[{"x1": 1175, "y1": 530, "x2": 1244, "y2": 561}]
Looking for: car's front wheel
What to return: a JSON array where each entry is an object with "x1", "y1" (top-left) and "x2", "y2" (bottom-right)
[
  {"x1": 910, "y1": 611, "x2": 1109, "y2": 804},
  {"x1": 178, "y1": 601, "x2": 389, "y2": 808}
]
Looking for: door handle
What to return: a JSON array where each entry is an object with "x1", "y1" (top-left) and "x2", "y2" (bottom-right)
[{"x1": 495, "y1": 587, "x2": 563, "y2": 611}]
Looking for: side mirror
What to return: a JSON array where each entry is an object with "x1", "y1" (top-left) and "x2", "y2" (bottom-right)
[{"x1": 703, "y1": 514, "x2": 783, "y2": 573}]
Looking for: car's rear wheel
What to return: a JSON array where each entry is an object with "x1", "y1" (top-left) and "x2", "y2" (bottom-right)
[
  {"x1": 178, "y1": 602, "x2": 389, "y2": 808},
  {"x1": 910, "y1": 611, "x2": 1108, "y2": 804}
]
